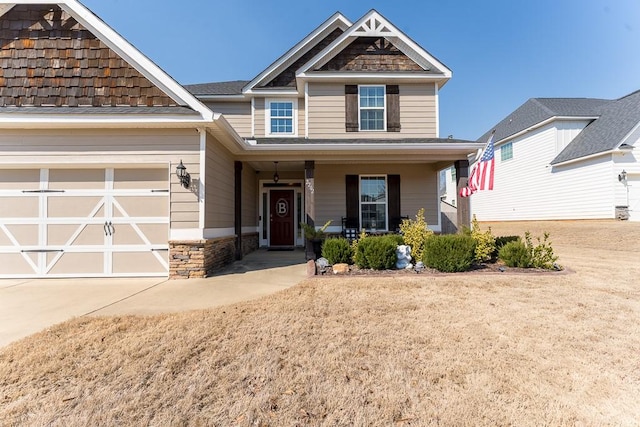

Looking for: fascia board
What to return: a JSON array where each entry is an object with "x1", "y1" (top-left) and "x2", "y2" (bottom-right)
[
  {"x1": 242, "y1": 12, "x2": 352, "y2": 93},
  {"x1": 296, "y1": 9, "x2": 452, "y2": 78},
  {"x1": 297, "y1": 72, "x2": 448, "y2": 82},
  {"x1": 550, "y1": 150, "x2": 613, "y2": 168},
  {"x1": 240, "y1": 141, "x2": 484, "y2": 153},
  {"x1": 52, "y1": 0, "x2": 213, "y2": 120},
  {"x1": 0, "y1": 115, "x2": 211, "y2": 128}
]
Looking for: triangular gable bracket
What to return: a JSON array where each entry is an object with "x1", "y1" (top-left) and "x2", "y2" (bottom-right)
[
  {"x1": 352, "y1": 16, "x2": 394, "y2": 37},
  {"x1": 0, "y1": 4, "x2": 15, "y2": 18},
  {"x1": 297, "y1": 10, "x2": 452, "y2": 81}
]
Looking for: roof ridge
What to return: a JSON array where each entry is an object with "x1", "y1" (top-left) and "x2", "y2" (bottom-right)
[
  {"x1": 616, "y1": 89, "x2": 640, "y2": 101},
  {"x1": 529, "y1": 98, "x2": 557, "y2": 116}
]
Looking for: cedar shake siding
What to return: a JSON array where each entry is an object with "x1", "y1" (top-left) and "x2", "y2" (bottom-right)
[
  {"x1": 262, "y1": 28, "x2": 343, "y2": 88},
  {"x1": 0, "y1": 5, "x2": 178, "y2": 107},
  {"x1": 318, "y1": 37, "x2": 425, "y2": 72}
]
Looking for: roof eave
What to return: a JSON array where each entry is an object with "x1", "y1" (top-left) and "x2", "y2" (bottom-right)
[{"x1": 242, "y1": 12, "x2": 352, "y2": 93}]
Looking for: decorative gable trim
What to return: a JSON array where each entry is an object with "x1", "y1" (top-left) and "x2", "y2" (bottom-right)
[
  {"x1": 296, "y1": 10, "x2": 452, "y2": 84},
  {"x1": 242, "y1": 12, "x2": 352, "y2": 94}
]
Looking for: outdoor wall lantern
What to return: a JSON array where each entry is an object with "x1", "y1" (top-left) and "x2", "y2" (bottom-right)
[
  {"x1": 273, "y1": 161, "x2": 280, "y2": 183},
  {"x1": 618, "y1": 170, "x2": 627, "y2": 183},
  {"x1": 176, "y1": 160, "x2": 191, "y2": 189}
]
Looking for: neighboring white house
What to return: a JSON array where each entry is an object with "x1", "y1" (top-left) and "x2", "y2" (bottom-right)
[{"x1": 471, "y1": 91, "x2": 640, "y2": 222}]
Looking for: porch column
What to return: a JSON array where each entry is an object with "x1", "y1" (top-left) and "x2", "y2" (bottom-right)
[
  {"x1": 304, "y1": 161, "x2": 316, "y2": 260},
  {"x1": 454, "y1": 160, "x2": 471, "y2": 230},
  {"x1": 304, "y1": 161, "x2": 315, "y2": 226},
  {"x1": 234, "y1": 161, "x2": 243, "y2": 260}
]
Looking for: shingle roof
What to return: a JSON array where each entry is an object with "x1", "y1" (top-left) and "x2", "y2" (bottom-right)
[
  {"x1": 478, "y1": 91, "x2": 640, "y2": 165},
  {"x1": 184, "y1": 80, "x2": 249, "y2": 96},
  {"x1": 551, "y1": 90, "x2": 640, "y2": 164},
  {"x1": 478, "y1": 97, "x2": 609, "y2": 144}
]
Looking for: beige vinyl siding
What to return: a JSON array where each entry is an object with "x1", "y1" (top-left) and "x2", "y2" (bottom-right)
[
  {"x1": 242, "y1": 163, "x2": 258, "y2": 227},
  {"x1": 400, "y1": 84, "x2": 436, "y2": 137},
  {"x1": 307, "y1": 83, "x2": 437, "y2": 139},
  {"x1": 254, "y1": 98, "x2": 265, "y2": 137},
  {"x1": 315, "y1": 163, "x2": 439, "y2": 226},
  {"x1": 204, "y1": 133, "x2": 235, "y2": 228},
  {"x1": 0, "y1": 128, "x2": 199, "y2": 229},
  {"x1": 204, "y1": 101, "x2": 252, "y2": 137},
  {"x1": 307, "y1": 83, "x2": 344, "y2": 138},
  {"x1": 298, "y1": 97, "x2": 306, "y2": 137}
]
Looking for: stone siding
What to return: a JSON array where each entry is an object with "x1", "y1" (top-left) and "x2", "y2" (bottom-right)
[
  {"x1": 242, "y1": 232, "x2": 259, "y2": 256},
  {"x1": 169, "y1": 234, "x2": 260, "y2": 279}
]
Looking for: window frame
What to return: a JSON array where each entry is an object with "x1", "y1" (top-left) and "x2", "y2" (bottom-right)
[
  {"x1": 359, "y1": 175, "x2": 388, "y2": 231},
  {"x1": 501, "y1": 142, "x2": 513, "y2": 161},
  {"x1": 358, "y1": 85, "x2": 386, "y2": 132},
  {"x1": 265, "y1": 98, "x2": 298, "y2": 137}
]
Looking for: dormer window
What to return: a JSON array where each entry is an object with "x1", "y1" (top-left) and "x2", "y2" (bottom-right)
[{"x1": 266, "y1": 99, "x2": 297, "y2": 136}]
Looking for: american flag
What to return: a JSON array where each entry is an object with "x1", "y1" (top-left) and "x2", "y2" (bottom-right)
[{"x1": 460, "y1": 132, "x2": 495, "y2": 198}]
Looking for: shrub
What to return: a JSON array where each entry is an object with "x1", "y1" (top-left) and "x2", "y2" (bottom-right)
[
  {"x1": 351, "y1": 228, "x2": 367, "y2": 264},
  {"x1": 399, "y1": 208, "x2": 433, "y2": 262},
  {"x1": 467, "y1": 215, "x2": 496, "y2": 263},
  {"x1": 498, "y1": 240, "x2": 532, "y2": 267},
  {"x1": 321, "y1": 237, "x2": 353, "y2": 265},
  {"x1": 493, "y1": 235, "x2": 520, "y2": 260},
  {"x1": 423, "y1": 234, "x2": 476, "y2": 272},
  {"x1": 525, "y1": 231, "x2": 559, "y2": 269},
  {"x1": 354, "y1": 235, "x2": 397, "y2": 270}
]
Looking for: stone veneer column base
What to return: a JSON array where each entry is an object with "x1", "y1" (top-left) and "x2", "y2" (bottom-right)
[{"x1": 169, "y1": 233, "x2": 260, "y2": 279}]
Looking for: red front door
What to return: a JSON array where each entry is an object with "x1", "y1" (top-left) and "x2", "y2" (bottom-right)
[{"x1": 270, "y1": 190, "x2": 295, "y2": 246}]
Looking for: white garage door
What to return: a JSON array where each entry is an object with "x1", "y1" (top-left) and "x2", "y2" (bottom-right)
[
  {"x1": 0, "y1": 168, "x2": 169, "y2": 278},
  {"x1": 628, "y1": 175, "x2": 640, "y2": 222}
]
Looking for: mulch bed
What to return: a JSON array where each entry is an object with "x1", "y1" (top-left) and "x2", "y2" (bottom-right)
[{"x1": 317, "y1": 262, "x2": 569, "y2": 276}]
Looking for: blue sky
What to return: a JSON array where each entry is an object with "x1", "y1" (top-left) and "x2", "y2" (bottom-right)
[{"x1": 81, "y1": 0, "x2": 640, "y2": 141}]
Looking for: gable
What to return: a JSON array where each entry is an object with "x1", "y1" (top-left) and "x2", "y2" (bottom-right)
[
  {"x1": 262, "y1": 28, "x2": 344, "y2": 88},
  {"x1": 0, "y1": 4, "x2": 178, "y2": 108},
  {"x1": 318, "y1": 37, "x2": 424, "y2": 72}
]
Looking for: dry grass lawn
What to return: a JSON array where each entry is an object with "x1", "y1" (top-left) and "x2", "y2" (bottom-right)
[{"x1": 1, "y1": 220, "x2": 639, "y2": 426}]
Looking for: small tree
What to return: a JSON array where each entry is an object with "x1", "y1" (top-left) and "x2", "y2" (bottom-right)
[{"x1": 399, "y1": 208, "x2": 433, "y2": 262}]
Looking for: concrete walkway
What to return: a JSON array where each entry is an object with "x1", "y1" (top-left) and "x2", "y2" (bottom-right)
[{"x1": 0, "y1": 249, "x2": 307, "y2": 348}]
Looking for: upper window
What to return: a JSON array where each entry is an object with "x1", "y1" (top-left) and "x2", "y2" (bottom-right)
[
  {"x1": 360, "y1": 176, "x2": 387, "y2": 231},
  {"x1": 501, "y1": 142, "x2": 513, "y2": 161},
  {"x1": 359, "y1": 86, "x2": 386, "y2": 131},
  {"x1": 266, "y1": 99, "x2": 297, "y2": 136}
]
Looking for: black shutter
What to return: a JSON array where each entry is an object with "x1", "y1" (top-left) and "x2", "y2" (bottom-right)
[
  {"x1": 345, "y1": 85, "x2": 358, "y2": 132},
  {"x1": 387, "y1": 174, "x2": 401, "y2": 231},
  {"x1": 386, "y1": 85, "x2": 400, "y2": 132},
  {"x1": 345, "y1": 174, "x2": 359, "y2": 228}
]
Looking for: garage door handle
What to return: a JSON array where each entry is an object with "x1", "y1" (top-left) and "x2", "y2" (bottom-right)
[
  {"x1": 22, "y1": 190, "x2": 65, "y2": 193},
  {"x1": 21, "y1": 249, "x2": 64, "y2": 253},
  {"x1": 104, "y1": 221, "x2": 114, "y2": 236}
]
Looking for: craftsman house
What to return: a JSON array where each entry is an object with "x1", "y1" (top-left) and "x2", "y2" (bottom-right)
[
  {"x1": 471, "y1": 91, "x2": 640, "y2": 222},
  {"x1": 0, "y1": 0, "x2": 481, "y2": 279}
]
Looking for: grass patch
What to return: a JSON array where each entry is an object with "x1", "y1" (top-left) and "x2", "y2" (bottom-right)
[{"x1": 1, "y1": 220, "x2": 640, "y2": 425}]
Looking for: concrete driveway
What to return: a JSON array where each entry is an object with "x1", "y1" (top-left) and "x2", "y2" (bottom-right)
[{"x1": 0, "y1": 249, "x2": 307, "y2": 348}]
